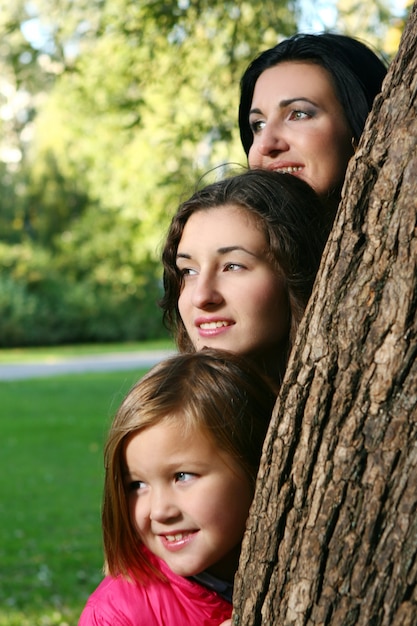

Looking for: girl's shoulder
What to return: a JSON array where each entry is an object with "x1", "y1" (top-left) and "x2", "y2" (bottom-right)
[
  {"x1": 78, "y1": 575, "x2": 147, "y2": 626},
  {"x1": 78, "y1": 566, "x2": 232, "y2": 626}
]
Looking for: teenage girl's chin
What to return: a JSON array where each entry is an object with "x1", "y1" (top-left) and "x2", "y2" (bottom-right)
[
  {"x1": 193, "y1": 333, "x2": 229, "y2": 349},
  {"x1": 195, "y1": 338, "x2": 237, "y2": 355}
]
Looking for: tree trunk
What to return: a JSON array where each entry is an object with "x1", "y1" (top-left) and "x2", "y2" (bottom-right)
[{"x1": 232, "y1": 4, "x2": 417, "y2": 625}]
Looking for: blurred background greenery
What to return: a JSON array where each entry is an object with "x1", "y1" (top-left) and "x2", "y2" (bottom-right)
[{"x1": 0, "y1": 0, "x2": 410, "y2": 348}]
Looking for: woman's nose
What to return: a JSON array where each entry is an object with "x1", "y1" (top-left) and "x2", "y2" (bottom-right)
[
  {"x1": 191, "y1": 273, "x2": 223, "y2": 308},
  {"x1": 257, "y1": 122, "x2": 289, "y2": 156}
]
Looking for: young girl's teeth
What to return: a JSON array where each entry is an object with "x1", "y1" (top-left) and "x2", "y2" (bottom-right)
[{"x1": 166, "y1": 533, "x2": 185, "y2": 541}]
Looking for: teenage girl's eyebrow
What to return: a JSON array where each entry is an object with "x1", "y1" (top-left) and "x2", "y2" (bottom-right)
[
  {"x1": 218, "y1": 245, "x2": 257, "y2": 257},
  {"x1": 176, "y1": 246, "x2": 257, "y2": 261},
  {"x1": 249, "y1": 96, "x2": 317, "y2": 116}
]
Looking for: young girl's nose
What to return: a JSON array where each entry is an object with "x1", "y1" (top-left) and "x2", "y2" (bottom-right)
[{"x1": 149, "y1": 488, "x2": 180, "y2": 523}]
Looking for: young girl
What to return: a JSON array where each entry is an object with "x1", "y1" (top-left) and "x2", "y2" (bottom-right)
[
  {"x1": 160, "y1": 168, "x2": 331, "y2": 383},
  {"x1": 78, "y1": 348, "x2": 277, "y2": 625}
]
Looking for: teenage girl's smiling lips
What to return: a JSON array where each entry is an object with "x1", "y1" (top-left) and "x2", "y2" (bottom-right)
[{"x1": 194, "y1": 316, "x2": 235, "y2": 336}]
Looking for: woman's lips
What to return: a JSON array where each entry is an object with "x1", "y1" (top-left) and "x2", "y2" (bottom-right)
[{"x1": 268, "y1": 164, "x2": 303, "y2": 174}]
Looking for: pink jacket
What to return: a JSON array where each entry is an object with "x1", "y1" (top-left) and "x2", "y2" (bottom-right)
[{"x1": 78, "y1": 553, "x2": 232, "y2": 626}]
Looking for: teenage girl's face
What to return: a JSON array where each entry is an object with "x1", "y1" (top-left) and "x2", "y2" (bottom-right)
[
  {"x1": 248, "y1": 62, "x2": 353, "y2": 203},
  {"x1": 125, "y1": 419, "x2": 253, "y2": 581},
  {"x1": 176, "y1": 204, "x2": 289, "y2": 374}
]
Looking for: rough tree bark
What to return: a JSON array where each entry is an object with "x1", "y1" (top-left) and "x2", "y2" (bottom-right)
[{"x1": 232, "y1": 4, "x2": 417, "y2": 625}]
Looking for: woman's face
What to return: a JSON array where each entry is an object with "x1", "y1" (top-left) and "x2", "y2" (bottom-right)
[
  {"x1": 247, "y1": 61, "x2": 353, "y2": 203},
  {"x1": 176, "y1": 204, "x2": 289, "y2": 374}
]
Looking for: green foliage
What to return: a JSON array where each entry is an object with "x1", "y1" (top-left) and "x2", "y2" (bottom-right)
[
  {"x1": 0, "y1": 338, "x2": 174, "y2": 362},
  {"x1": 0, "y1": 241, "x2": 167, "y2": 346},
  {"x1": 22, "y1": 0, "x2": 300, "y2": 253},
  {"x1": 0, "y1": 368, "x2": 146, "y2": 624},
  {"x1": 0, "y1": 0, "x2": 405, "y2": 346},
  {"x1": 333, "y1": 0, "x2": 406, "y2": 56}
]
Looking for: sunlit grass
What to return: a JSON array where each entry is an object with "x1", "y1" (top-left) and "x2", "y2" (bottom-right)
[
  {"x1": 0, "y1": 368, "x2": 149, "y2": 625},
  {"x1": 0, "y1": 338, "x2": 174, "y2": 363}
]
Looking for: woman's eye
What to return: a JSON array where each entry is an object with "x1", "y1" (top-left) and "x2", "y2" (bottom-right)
[
  {"x1": 289, "y1": 109, "x2": 310, "y2": 121},
  {"x1": 250, "y1": 119, "x2": 265, "y2": 134}
]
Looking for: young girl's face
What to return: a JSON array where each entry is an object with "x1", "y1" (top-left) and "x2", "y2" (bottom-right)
[
  {"x1": 176, "y1": 204, "x2": 289, "y2": 374},
  {"x1": 124, "y1": 418, "x2": 253, "y2": 582}
]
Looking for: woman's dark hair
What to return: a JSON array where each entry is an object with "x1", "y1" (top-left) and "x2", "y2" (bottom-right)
[
  {"x1": 239, "y1": 32, "x2": 388, "y2": 156},
  {"x1": 160, "y1": 168, "x2": 331, "y2": 373}
]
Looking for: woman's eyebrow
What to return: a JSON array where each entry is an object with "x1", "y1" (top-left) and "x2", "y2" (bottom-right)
[{"x1": 250, "y1": 96, "x2": 318, "y2": 116}]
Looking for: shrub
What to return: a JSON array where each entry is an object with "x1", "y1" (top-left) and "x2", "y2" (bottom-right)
[{"x1": 0, "y1": 243, "x2": 167, "y2": 347}]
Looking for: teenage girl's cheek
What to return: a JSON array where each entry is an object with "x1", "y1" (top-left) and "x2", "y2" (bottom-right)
[{"x1": 218, "y1": 620, "x2": 232, "y2": 626}]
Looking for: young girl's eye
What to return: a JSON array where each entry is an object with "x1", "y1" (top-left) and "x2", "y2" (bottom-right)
[
  {"x1": 175, "y1": 472, "x2": 195, "y2": 483},
  {"x1": 127, "y1": 480, "x2": 146, "y2": 492}
]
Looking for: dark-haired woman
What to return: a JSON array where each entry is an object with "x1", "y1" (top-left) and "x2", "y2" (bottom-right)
[{"x1": 239, "y1": 33, "x2": 387, "y2": 212}]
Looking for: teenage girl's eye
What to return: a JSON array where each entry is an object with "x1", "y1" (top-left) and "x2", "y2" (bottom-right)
[
  {"x1": 175, "y1": 472, "x2": 195, "y2": 483},
  {"x1": 225, "y1": 262, "x2": 244, "y2": 272},
  {"x1": 178, "y1": 267, "x2": 198, "y2": 278},
  {"x1": 249, "y1": 119, "x2": 265, "y2": 134}
]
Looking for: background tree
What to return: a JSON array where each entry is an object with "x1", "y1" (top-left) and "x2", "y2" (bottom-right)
[
  {"x1": 0, "y1": 0, "x2": 410, "y2": 346},
  {"x1": 232, "y1": 3, "x2": 417, "y2": 624},
  {"x1": 333, "y1": 0, "x2": 405, "y2": 55}
]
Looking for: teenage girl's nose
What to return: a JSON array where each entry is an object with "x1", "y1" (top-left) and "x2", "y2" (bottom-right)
[
  {"x1": 191, "y1": 273, "x2": 223, "y2": 309},
  {"x1": 149, "y1": 487, "x2": 180, "y2": 523}
]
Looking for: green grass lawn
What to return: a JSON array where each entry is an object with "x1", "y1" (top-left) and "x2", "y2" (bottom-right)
[
  {"x1": 0, "y1": 338, "x2": 174, "y2": 363},
  {"x1": 0, "y1": 367, "x2": 151, "y2": 626}
]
